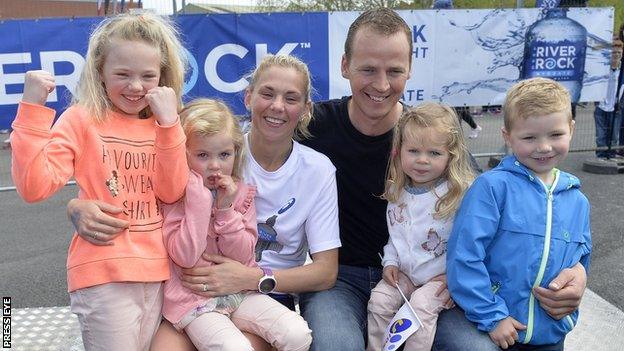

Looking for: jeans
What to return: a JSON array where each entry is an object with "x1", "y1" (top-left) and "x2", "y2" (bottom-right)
[
  {"x1": 620, "y1": 104, "x2": 624, "y2": 150},
  {"x1": 433, "y1": 306, "x2": 565, "y2": 351},
  {"x1": 268, "y1": 293, "x2": 296, "y2": 311},
  {"x1": 508, "y1": 340, "x2": 564, "y2": 351},
  {"x1": 593, "y1": 106, "x2": 621, "y2": 158},
  {"x1": 299, "y1": 264, "x2": 382, "y2": 351},
  {"x1": 433, "y1": 306, "x2": 499, "y2": 351}
]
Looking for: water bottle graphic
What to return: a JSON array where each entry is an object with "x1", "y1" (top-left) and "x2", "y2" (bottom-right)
[{"x1": 520, "y1": 8, "x2": 587, "y2": 102}]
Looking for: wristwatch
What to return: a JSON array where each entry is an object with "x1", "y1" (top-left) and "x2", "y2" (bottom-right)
[{"x1": 258, "y1": 267, "x2": 277, "y2": 294}]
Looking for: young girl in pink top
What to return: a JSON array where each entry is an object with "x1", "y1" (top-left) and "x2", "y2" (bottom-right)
[
  {"x1": 162, "y1": 98, "x2": 311, "y2": 351},
  {"x1": 10, "y1": 13, "x2": 188, "y2": 350}
]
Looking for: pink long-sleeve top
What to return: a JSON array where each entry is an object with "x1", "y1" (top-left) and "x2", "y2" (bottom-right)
[
  {"x1": 161, "y1": 170, "x2": 258, "y2": 325},
  {"x1": 11, "y1": 102, "x2": 188, "y2": 292}
]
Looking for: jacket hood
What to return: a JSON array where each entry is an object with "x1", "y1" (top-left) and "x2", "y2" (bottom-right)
[{"x1": 496, "y1": 155, "x2": 581, "y2": 193}]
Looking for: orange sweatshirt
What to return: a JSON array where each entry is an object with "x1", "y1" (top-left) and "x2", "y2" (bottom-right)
[{"x1": 11, "y1": 102, "x2": 189, "y2": 292}]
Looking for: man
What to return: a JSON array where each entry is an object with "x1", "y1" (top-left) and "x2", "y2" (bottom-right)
[
  {"x1": 300, "y1": 10, "x2": 410, "y2": 348},
  {"x1": 300, "y1": 8, "x2": 588, "y2": 350},
  {"x1": 593, "y1": 37, "x2": 622, "y2": 159}
]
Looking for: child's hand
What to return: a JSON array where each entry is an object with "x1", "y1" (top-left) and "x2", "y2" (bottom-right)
[
  {"x1": 146, "y1": 86, "x2": 178, "y2": 126},
  {"x1": 430, "y1": 274, "x2": 448, "y2": 296},
  {"x1": 430, "y1": 274, "x2": 454, "y2": 308},
  {"x1": 382, "y1": 265, "x2": 400, "y2": 286},
  {"x1": 214, "y1": 173, "x2": 237, "y2": 209},
  {"x1": 488, "y1": 317, "x2": 526, "y2": 349},
  {"x1": 22, "y1": 70, "x2": 55, "y2": 106}
]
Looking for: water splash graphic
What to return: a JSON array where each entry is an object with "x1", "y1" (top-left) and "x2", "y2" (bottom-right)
[{"x1": 437, "y1": 9, "x2": 611, "y2": 101}]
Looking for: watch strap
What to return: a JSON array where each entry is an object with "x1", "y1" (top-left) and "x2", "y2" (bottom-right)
[{"x1": 260, "y1": 266, "x2": 273, "y2": 277}]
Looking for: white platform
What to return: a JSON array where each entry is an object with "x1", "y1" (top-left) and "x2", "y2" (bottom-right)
[{"x1": 8, "y1": 288, "x2": 624, "y2": 350}]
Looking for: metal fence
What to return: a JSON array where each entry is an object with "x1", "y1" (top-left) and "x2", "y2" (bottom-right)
[{"x1": 0, "y1": 102, "x2": 609, "y2": 189}]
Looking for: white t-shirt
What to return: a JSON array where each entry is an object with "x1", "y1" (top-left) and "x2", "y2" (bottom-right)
[
  {"x1": 382, "y1": 181, "x2": 452, "y2": 286},
  {"x1": 243, "y1": 134, "x2": 341, "y2": 271}
]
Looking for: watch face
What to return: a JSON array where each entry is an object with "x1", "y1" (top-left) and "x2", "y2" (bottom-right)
[{"x1": 259, "y1": 277, "x2": 276, "y2": 293}]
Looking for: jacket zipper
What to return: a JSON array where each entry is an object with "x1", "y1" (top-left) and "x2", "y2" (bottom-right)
[{"x1": 524, "y1": 171, "x2": 559, "y2": 344}]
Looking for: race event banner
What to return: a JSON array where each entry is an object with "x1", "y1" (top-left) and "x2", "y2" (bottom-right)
[{"x1": 0, "y1": 8, "x2": 614, "y2": 129}]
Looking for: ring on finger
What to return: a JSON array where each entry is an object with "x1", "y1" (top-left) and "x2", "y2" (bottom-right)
[
  {"x1": 202, "y1": 283, "x2": 209, "y2": 292},
  {"x1": 92, "y1": 232, "x2": 100, "y2": 240}
]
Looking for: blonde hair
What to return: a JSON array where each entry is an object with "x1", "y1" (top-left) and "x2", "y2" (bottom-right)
[
  {"x1": 384, "y1": 102, "x2": 475, "y2": 219},
  {"x1": 180, "y1": 99, "x2": 245, "y2": 181},
  {"x1": 72, "y1": 13, "x2": 186, "y2": 122},
  {"x1": 246, "y1": 54, "x2": 313, "y2": 140},
  {"x1": 503, "y1": 77, "x2": 572, "y2": 131}
]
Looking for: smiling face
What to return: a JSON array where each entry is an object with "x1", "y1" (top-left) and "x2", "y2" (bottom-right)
[
  {"x1": 341, "y1": 27, "x2": 411, "y2": 133},
  {"x1": 400, "y1": 127, "x2": 450, "y2": 188},
  {"x1": 503, "y1": 112, "x2": 574, "y2": 185},
  {"x1": 101, "y1": 38, "x2": 161, "y2": 117},
  {"x1": 244, "y1": 66, "x2": 310, "y2": 144},
  {"x1": 186, "y1": 131, "x2": 236, "y2": 189}
]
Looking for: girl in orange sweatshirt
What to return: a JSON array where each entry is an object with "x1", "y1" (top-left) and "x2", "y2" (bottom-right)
[{"x1": 10, "y1": 13, "x2": 188, "y2": 350}]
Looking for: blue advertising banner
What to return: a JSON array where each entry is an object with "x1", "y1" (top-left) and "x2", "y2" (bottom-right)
[
  {"x1": 0, "y1": 17, "x2": 93, "y2": 129},
  {"x1": 0, "y1": 9, "x2": 613, "y2": 129},
  {"x1": 178, "y1": 12, "x2": 328, "y2": 112},
  {"x1": 0, "y1": 13, "x2": 328, "y2": 129}
]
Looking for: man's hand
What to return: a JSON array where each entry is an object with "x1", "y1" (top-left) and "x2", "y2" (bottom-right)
[{"x1": 533, "y1": 263, "x2": 587, "y2": 320}]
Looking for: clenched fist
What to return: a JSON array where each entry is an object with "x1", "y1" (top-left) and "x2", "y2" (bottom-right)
[
  {"x1": 146, "y1": 86, "x2": 179, "y2": 126},
  {"x1": 22, "y1": 70, "x2": 56, "y2": 106}
]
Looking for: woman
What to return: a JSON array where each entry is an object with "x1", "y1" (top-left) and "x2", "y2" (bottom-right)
[{"x1": 67, "y1": 55, "x2": 341, "y2": 350}]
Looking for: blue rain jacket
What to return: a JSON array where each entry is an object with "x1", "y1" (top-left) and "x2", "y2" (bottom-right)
[{"x1": 447, "y1": 155, "x2": 592, "y2": 345}]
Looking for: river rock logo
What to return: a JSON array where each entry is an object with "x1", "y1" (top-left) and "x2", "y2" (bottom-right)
[{"x1": 520, "y1": 8, "x2": 587, "y2": 102}]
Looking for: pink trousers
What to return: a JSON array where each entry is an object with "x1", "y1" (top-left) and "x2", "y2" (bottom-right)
[
  {"x1": 185, "y1": 293, "x2": 312, "y2": 351},
  {"x1": 367, "y1": 276, "x2": 450, "y2": 351},
  {"x1": 69, "y1": 282, "x2": 163, "y2": 351}
]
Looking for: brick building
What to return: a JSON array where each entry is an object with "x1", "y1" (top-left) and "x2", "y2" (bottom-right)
[{"x1": 0, "y1": 0, "x2": 141, "y2": 20}]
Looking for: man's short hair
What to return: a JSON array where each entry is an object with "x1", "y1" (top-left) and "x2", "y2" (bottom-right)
[
  {"x1": 503, "y1": 77, "x2": 572, "y2": 131},
  {"x1": 344, "y1": 8, "x2": 412, "y2": 65}
]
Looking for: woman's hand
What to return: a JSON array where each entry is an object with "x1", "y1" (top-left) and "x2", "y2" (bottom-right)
[
  {"x1": 180, "y1": 254, "x2": 261, "y2": 297},
  {"x1": 533, "y1": 263, "x2": 587, "y2": 320},
  {"x1": 67, "y1": 198, "x2": 129, "y2": 246}
]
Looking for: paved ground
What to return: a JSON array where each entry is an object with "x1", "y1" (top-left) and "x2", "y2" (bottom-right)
[{"x1": 1, "y1": 105, "x2": 623, "y2": 349}]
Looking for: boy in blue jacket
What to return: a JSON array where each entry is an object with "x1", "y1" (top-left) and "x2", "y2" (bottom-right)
[{"x1": 447, "y1": 77, "x2": 591, "y2": 350}]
